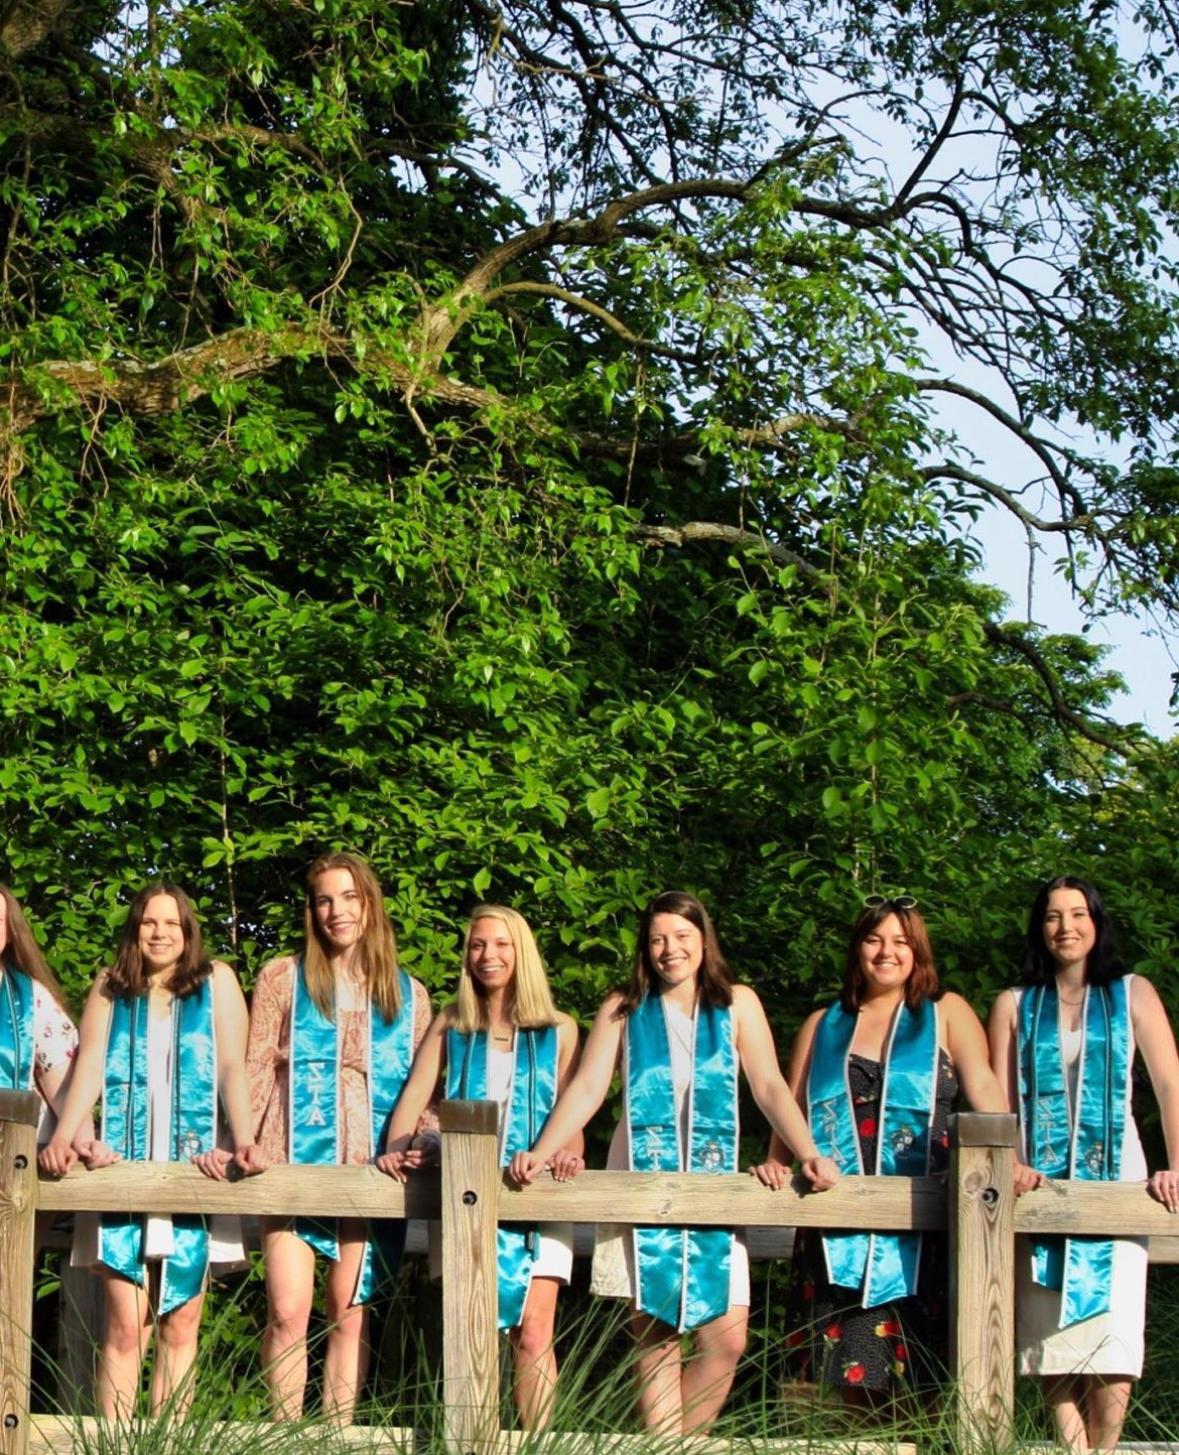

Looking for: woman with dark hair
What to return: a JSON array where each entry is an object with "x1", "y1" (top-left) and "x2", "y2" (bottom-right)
[
  {"x1": 758, "y1": 897, "x2": 1007, "y2": 1403},
  {"x1": 377, "y1": 904, "x2": 581, "y2": 1430},
  {"x1": 989, "y1": 876, "x2": 1179, "y2": 1451},
  {"x1": 511, "y1": 890, "x2": 837, "y2": 1434},
  {"x1": 0, "y1": 884, "x2": 79, "y2": 1132},
  {"x1": 38, "y1": 884, "x2": 265, "y2": 1418},
  {"x1": 247, "y1": 852, "x2": 432, "y2": 1423}
]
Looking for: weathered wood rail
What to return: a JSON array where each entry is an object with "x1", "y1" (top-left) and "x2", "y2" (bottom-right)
[{"x1": 2, "y1": 1092, "x2": 1179, "y2": 1455}]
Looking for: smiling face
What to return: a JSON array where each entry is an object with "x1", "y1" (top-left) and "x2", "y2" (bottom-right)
[
  {"x1": 1042, "y1": 886, "x2": 1097, "y2": 973},
  {"x1": 647, "y1": 912, "x2": 704, "y2": 990},
  {"x1": 311, "y1": 867, "x2": 368, "y2": 954},
  {"x1": 466, "y1": 915, "x2": 517, "y2": 997},
  {"x1": 857, "y1": 913, "x2": 915, "y2": 1001},
  {"x1": 138, "y1": 893, "x2": 185, "y2": 977}
]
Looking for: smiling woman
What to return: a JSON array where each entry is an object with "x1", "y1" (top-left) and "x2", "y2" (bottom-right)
[{"x1": 246, "y1": 851, "x2": 433, "y2": 1424}]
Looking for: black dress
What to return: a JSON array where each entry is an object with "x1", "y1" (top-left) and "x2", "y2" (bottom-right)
[{"x1": 783, "y1": 1048, "x2": 957, "y2": 1394}]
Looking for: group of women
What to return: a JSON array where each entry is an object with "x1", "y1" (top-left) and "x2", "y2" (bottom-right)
[{"x1": 3, "y1": 860, "x2": 1177, "y2": 1449}]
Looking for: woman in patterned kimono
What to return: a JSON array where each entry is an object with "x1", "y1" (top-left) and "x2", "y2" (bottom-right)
[
  {"x1": 0, "y1": 884, "x2": 79, "y2": 1134},
  {"x1": 247, "y1": 852, "x2": 432, "y2": 1423},
  {"x1": 989, "y1": 876, "x2": 1179, "y2": 1451},
  {"x1": 377, "y1": 904, "x2": 581, "y2": 1431},
  {"x1": 510, "y1": 889, "x2": 838, "y2": 1435},
  {"x1": 758, "y1": 897, "x2": 1008, "y2": 1405},
  {"x1": 38, "y1": 884, "x2": 264, "y2": 1418}
]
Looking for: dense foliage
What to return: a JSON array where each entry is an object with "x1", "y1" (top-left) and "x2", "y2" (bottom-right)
[{"x1": 1, "y1": 0, "x2": 1178, "y2": 1043}]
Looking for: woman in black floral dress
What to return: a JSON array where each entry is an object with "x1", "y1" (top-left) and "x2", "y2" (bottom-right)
[{"x1": 754, "y1": 899, "x2": 1008, "y2": 1403}]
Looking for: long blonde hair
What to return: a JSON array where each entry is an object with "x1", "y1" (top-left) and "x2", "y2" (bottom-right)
[
  {"x1": 454, "y1": 904, "x2": 558, "y2": 1033},
  {"x1": 303, "y1": 853, "x2": 401, "y2": 1022}
]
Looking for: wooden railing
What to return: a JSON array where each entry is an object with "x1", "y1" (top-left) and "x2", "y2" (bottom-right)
[{"x1": 2, "y1": 1091, "x2": 1178, "y2": 1454}]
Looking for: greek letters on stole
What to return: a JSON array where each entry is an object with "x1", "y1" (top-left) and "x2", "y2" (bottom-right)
[
  {"x1": 808, "y1": 998, "x2": 938, "y2": 1307},
  {"x1": 446, "y1": 1023, "x2": 560, "y2": 1331},
  {"x1": 0, "y1": 967, "x2": 37, "y2": 1091},
  {"x1": 289, "y1": 960, "x2": 415, "y2": 1306},
  {"x1": 625, "y1": 995, "x2": 737, "y2": 1332},
  {"x1": 99, "y1": 979, "x2": 217, "y2": 1315},
  {"x1": 1018, "y1": 979, "x2": 1129, "y2": 1328}
]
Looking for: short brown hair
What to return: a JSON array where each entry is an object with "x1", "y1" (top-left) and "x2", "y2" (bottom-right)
[
  {"x1": 105, "y1": 884, "x2": 212, "y2": 1001},
  {"x1": 840, "y1": 902, "x2": 940, "y2": 1012}
]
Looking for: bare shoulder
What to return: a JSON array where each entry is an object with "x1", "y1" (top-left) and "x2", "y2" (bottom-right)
[
  {"x1": 1131, "y1": 973, "x2": 1165, "y2": 1016},
  {"x1": 939, "y1": 990, "x2": 981, "y2": 1022},
  {"x1": 553, "y1": 1009, "x2": 580, "y2": 1033}
]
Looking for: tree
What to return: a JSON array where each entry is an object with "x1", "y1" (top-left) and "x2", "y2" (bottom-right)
[{"x1": 1, "y1": 0, "x2": 1176, "y2": 1020}]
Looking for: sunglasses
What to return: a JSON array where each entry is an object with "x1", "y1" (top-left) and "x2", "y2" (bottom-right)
[{"x1": 863, "y1": 894, "x2": 918, "y2": 911}]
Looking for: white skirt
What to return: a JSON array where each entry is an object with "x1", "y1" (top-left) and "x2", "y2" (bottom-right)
[{"x1": 590, "y1": 1225, "x2": 750, "y2": 1309}]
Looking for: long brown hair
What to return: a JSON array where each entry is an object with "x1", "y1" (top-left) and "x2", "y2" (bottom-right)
[
  {"x1": 619, "y1": 890, "x2": 734, "y2": 1013},
  {"x1": 0, "y1": 884, "x2": 69, "y2": 1010},
  {"x1": 454, "y1": 904, "x2": 559, "y2": 1032},
  {"x1": 104, "y1": 884, "x2": 213, "y2": 1000},
  {"x1": 840, "y1": 901, "x2": 940, "y2": 1012},
  {"x1": 302, "y1": 852, "x2": 401, "y2": 1022}
]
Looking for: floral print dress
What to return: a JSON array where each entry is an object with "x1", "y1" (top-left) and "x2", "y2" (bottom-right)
[{"x1": 784, "y1": 1048, "x2": 957, "y2": 1393}]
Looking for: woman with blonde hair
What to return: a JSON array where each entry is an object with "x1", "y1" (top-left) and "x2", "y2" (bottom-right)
[
  {"x1": 39, "y1": 883, "x2": 264, "y2": 1418},
  {"x1": 378, "y1": 904, "x2": 581, "y2": 1430},
  {"x1": 248, "y1": 851, "x2": 432, "y2": 1423},
  {"x1": 0, "y1": 884, "x2": 79, "y2": 1132}
]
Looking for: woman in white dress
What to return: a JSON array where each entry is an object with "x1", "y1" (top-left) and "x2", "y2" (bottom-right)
[
  {"x1": 989, "y1": 875, "x2": 1179, "y2": 1451},
  {"x1": 377, "y1": 904, "x2": 581, "y2": 1430},
  {"x1": 510, "y1": 889, "x2": 838, "y2": 1435},
  {"x1": 38, "y1": 884, "x2": 266, "y2": 1418}
]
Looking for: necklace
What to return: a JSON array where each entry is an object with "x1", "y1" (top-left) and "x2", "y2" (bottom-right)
[{"x1": 1057, "y1": 991, "x2": 1086, "y2": 1006}]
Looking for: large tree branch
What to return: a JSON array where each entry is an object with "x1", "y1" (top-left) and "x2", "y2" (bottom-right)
[{"x1": 0, "y1": 0, "x2": 72, "y2": 55}]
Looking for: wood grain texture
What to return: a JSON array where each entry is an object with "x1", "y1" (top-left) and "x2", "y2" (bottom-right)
[
  {"x1": 1014, "y1": 1180, "x2": 1179, "y2": 1237},
  {"x1": 0, "y1": 1095, "x2": 39, "y2": 1455},
  {"x1": 949, "y1": 1121, "x2": 1015, "y2": 1452},
  {"x1": 440, "y1": 1100, "x2": 501, "y2": 1455}
]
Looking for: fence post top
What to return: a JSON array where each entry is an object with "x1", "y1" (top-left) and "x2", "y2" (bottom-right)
[
  {"x1": 439, "y1": 1099, "x2": 499, "y2": 1135},
  {"x1": 950, "y1": 1111, "x2": 1017, "y2": 1147},
  {"x1": 0, "y1": 1091, "x2": 41, "y2": 1128}
]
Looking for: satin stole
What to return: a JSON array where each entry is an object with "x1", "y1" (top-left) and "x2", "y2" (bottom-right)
[
  {"x1": 0, "y1": 967, "x2": 36, "y2": 1090},
  {"x1": 289, "y1": 959, "x2": 415, "y2": 1305},
  {"x1": 447, "y1": 1023, "x2": 560, "y2": 1330},
  {"x1": 99, "y1": 979, "x2": 217, "y2": 1314},
  {"x1": 809, "y1": 998, "x2": 939, "y2": 1307},
  {"x1": 626, "y1": 995, "x2": 737, "y2": 1332},
  {"x1": 1019, "y1": 979, "x2": 1129, "y2": 1327}
]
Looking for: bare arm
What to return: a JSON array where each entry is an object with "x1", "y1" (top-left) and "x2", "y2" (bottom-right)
[
  {"x1": 752, "y1": 1008, "x2": 822, "y2": 1188},
  {"x1": 544, "y1": 1015, "x2": 585, "y2": 1179},
  {"x1": 1133, "y1": 976, "x2": 1179, "y2": 1212},
  {"x1": 375, "y1": 1007, "x2": 451, "y2": 1180},
  {"x1": 944, "y1": 993, "x2": 1008, "y2": 1113},
  {"x1": 508, "y1": 994, "x2": 625, "y2": 1183},
  {"x1": 197, "y1": 964, "x2": 269, "y2": 1179},
  {"x1": 736, "y1": 990, "x2": 836, "y2": 1190},
  {"x1": 37, "y1": 976, "x2": 113, "y2": 1174},
  {"x1": 985, "y1": 989, "x2": 1042, "y2": 1195}
]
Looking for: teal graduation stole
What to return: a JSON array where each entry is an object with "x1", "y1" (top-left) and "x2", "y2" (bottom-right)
[
  {"x1": 626, "y1": 995, "x2": 737, "y2": 1332},
  {"x1": 0, "y1": 966, "x2": 37, "y2": 1090},
  {"x1": 446, "y1": 1022, "x2": 560, "y2": 1330},
  {"x1": 809, "y1": 998, "x2": 939, "y2": 1307},
  {"x1": 1019, "y1": 979, "x2": 1129, "y2": 1327},
  {"x1": 99, "y1": 978, "x2": 217, "y2": 1315},
  {"x1": 289, "y1": 959, "x2": 415, "y2": 1305}
]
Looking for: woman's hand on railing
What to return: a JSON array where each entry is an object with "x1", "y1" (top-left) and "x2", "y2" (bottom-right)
[
  {"x1": 546, "y1": 1149, "x2": 584, "y2": 1183},
  {"x1": 507, "y1": 1150, "x2": 547, "y2": 1185},
  {"x1": 748, "y1": 1156, "x2": 791, "y2": 1190},
  {"x1": 77, "y1": 1139, "x2": 119, "y2": 1169},
  {"x1": 1147, "y1": 1168, "x2": 1179, "y2": 1213},
  {"x1": 1013, "y1": 1161, "x2": 1045, "y2": 1196},
  {"x1": 192, "y1": 1148, "x2": 235, "y2": 1180},
  {"x1": 233, "y1": 1143, "x2": 270, "y2": 1176},
  {"x1": 799, "y1": 1154, "x2": 839, "y2": 1191},
  {"x1": 37, "y1": 1135, "x2": 78, "y2": 1176}
]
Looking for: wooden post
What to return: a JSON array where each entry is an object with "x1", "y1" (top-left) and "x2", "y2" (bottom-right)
[
  {"x1": 0, "y1": 1091, "x2": 41, "y2": 1455},
  {"x1": 440, "y1": 1100, "x2": 500, "y2": 1455},
  {"x1": 949, "y1": 1111, "x2": 1017, "y2": 1452}
]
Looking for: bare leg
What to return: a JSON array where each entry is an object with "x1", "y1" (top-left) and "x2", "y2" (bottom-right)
[
  {"x1": 1043, "y1": 1374, "x2": 1089, "y2": 1451},
  {"x1": 98, "y1": 1274, "x2": 152, "y2": 1420},
  {"x1": 261, "y1": 1222, "x2": 316, "y2": 1420},
  {"x1": 510, "y1": 1277, "x2": 561, "y2": 1430},
  {"x1": 631, "y1": 1311, "x2": 683, "y2": 1434},
  {"x1": 322, "y1": 1223, "x2": 370, "y2": 1425},
  {"x1": 1086, "y1": 1375, "x2": 1133, "y2": 1450},
  {"x1": 151, "y1": 1293, "x2": 205, "y2": 1418},
  {"x1": 681, "y1": 1305, "x2": 748, "y2": 1434}
]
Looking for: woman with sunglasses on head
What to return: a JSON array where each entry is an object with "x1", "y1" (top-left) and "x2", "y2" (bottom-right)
[
  {"x1": 0, "y1": 884, "x2": 80, "y2": 1134},
  {"x1": 377, "y1": 904, "x2": 581, "y2": 1431},
  {"x1": 248, "y1": 851, "x2": 433, "y2": 1424},
  {"x1": 988, "y1": 876, "x2": 1179, "y2": 1452},
  {"x1": 38, "y1": 883, "x2": 265, "y2": 1419},
  {"x1": 511, "y1": 889, "x2": 838, "y2": 1436},
  {"x1": 756, "y1": 895, "x2": 1008, "y2": 1405}
]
